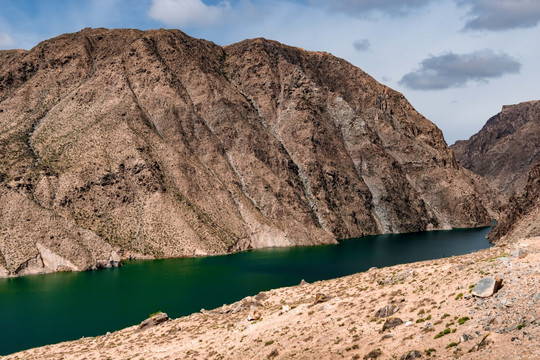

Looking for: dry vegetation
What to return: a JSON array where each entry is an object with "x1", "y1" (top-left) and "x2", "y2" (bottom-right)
[{"x1": 6, "y1": 237, "x2": 539, "y2": 360}]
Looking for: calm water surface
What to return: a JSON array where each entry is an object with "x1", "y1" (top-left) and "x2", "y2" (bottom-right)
[{"x1": 0, "y1": 226, "x2": 492, "y2": 355}]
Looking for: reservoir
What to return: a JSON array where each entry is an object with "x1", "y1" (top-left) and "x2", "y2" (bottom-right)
[{"x1": 0, "y1": 226, "x2": 492, "y2": 355}]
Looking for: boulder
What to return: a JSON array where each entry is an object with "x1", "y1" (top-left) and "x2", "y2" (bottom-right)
[
  {"x1": 247, "y1": 310, "x2": 261, "y2": 321},
  {"x1": 382, "y1": 317, "x2": 403, "y2": 331},
  {"x1": 138, "y1": 312, "x2": 169, "y2": 330},
  {"x1": 472, "y1": 277, "x2": 503, "y2": 298},
  {"x1": 375, "y1": 304, "x2": 400, "y2": 318},
  {"x1": 400, "y1": 350, "x2": 422, "y2": 359},
  {"x1": 314, "y1": 293, "x2": 330, "y2": 304},
  {"x1": 364, "y1": 349, "x2": 382, "y2": 360}
]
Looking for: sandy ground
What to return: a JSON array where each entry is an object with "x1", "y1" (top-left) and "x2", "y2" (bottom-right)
[{"x1": 4, "y1": 237, "x2": 539, "y2": 360}]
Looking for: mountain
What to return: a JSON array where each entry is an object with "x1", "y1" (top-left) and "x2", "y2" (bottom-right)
[
  {"x1": 488, "y1": 160, "x2": 540, "y2": 243},
  {"x1": 451, "y1": 100, "x2": 540, "y2": 196},
  {"x1": 0, "y1": 28, "x2": 494, "y2": 277}
]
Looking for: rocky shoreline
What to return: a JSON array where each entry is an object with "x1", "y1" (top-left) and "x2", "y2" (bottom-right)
[{"x1": 5, "y1": 236, "x2": 539, "y2": 359}]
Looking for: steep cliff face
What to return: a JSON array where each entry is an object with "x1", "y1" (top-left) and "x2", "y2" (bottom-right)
[
  {"x1": 451, "y1": 101, "x2": 540, "y2": 196},
  {"x1": 488, "y1": 160, "x2": 540, "y2": 244},
  {"x1": 0, "y1": 28, "x2": 493, "y2": 277}
]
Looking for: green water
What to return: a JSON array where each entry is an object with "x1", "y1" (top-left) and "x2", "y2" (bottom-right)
[{"x1": 0, "y1": 226, "x2": 492, "y2": 355}]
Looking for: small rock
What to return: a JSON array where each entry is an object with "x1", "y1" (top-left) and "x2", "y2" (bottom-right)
[
  {"x1": 460, "y1": 333, "x2": 473, "y2": 342},
  {"x1": 281, "y1": 304, "x2": 291, "y2": 312},
  {"x1": 138, "y1": 312, "x2": 169, "y2": 330},
  {"x1": 512, "y1": 248, "x2": 530, "y2": 259},
  {"x1": 254, "y1": 292, "x2": 268, "y2": 301},
  {"x1": 472, "y1": 276, "x2": 503, "y2": 298},
  {"x1": 405, "y1": 321, "x2": 413, "y2": 327},
  {"x1": 314, "y1": 293, "x2": 330, "y2": 304},
  {"x1": 532, "y1": 293, "x2": 540, "y2": 303},
  {"x1": 369, "y1": 267, "x2": 378, "y2": 271},
  {"x1": 247, "y1": 310, "x2": 261, "y2": 321},
  {"x1": 299, "y1": 279, "x2": 309, "y2": 286},
  {"x1": 381, "y1": 333, "x2": 393, "y2": 340},
  {"x1": 382, "y1": 317, "x2": 403, "y2": 331},
  {"x1": 400, "y1": 350, "x2": 422, "y2": 360},
  {"x1": 375, "y1": 304, "x2": 400, "y2": 318},
  {"x1": 363, "y1": 348, "x2": 382, "y2": 360}
]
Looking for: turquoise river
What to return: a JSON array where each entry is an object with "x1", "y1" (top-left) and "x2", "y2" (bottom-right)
[{"x1": 0, "y1": 226, "x2": 493, "y2": 355}]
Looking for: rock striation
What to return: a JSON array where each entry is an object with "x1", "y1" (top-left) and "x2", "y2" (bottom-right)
[
  {"x1": 451, "y1": 100, "x2": 540, "y2": 196},
  {"x1": 488, "y1": 160, "x2": 540, "y2": 243},
  {"x1": 0, "y1": 28, "x2": 494, "y2": 277}
]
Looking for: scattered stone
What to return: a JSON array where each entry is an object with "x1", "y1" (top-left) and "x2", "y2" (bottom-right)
[
  {"x1": 512, "y1": 248, "x2": 530, "y2": 259},
  {"x1": 460, "y1": 333, "x2": 473, "y2": 342},
  {"x1": 138, "y1": 312, "x2": 169, "y2": 330},
  {"x1": 267, "y1": 348, "x2": 279, "y2": 358},
  {"x1": 472, "y1": 276, "x2": 503, "y2": 298},
  {"x1": 247, "y1": 310, "x2": 261, "y2": 321},
  {"x1": 375, "y1": 304, "x2": 400, "y2": 318},
  {"x1": 382, "y1": 317, "x2": 403, "y2": 331},
  {"x1": 279, "y1": 304, "x2": 291, "y2": 315},
  {"x1": 314, "y1": 293, "x2": 330, "y2": 304},
  {"x1": 378, "y1": 269, "x2": 415, "y2": 285},
  {"x1": 381, "y1": 333, "x2": 393, "y2": 340},
  {"x1": 469, "y1": 333, "x2": 491, "y2": 353},
  {"x1": 254, "y1": 292, "x2": 268, "y2": 302},
  {"x1": 363, "y1": 348, "x2": 382, "y2": 360},
  {"x1": 400, "y1": 350, "x2": 422, "y2": 359}
]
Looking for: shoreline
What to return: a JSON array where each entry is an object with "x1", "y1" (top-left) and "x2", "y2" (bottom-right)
[{"x1": 4, "y1": 236, "x2": 537, "y2": 359}]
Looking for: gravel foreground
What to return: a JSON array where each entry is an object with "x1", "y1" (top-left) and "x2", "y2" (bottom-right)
[{"x1": 4, "y1": 237, "x2": 539, "y2": 360}]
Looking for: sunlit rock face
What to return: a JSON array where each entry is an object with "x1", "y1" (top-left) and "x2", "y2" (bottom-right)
[{"x1": 0, "y1": 28, "x2": 493, "y2": 276}]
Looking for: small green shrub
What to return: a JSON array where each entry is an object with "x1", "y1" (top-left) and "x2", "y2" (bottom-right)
[
  {"x1": 455, "y1": 293, "x2": 463, "y2": 300},
  {"x1": 434, "y1": 328, "x2": 451, "y2": 339},
  {"x1": 458, "y1": 316, "x2": 470, "y2": 325},
  {"x1": 446, "y1": 342, "x2": 458, "y2": 349}
]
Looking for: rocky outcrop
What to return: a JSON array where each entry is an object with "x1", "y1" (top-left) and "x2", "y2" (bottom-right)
[
  {"x1": 0, "y1": 28, "x2": 494, "y2": 277},
  {"x1": 451, "y1": 100, "x2": 540, "y2": 196},
  {"x1": 488, "y1": 160, "x2": 540, "y2": 243}
]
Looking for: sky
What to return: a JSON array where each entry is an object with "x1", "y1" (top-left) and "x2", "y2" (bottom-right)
[{"x1": 0, "y1": 0, "x2": 539, "y2": 144}]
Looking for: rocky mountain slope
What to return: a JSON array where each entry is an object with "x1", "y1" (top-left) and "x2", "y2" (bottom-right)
[
  {"x1": 7, "y1": 236, "x2": 540, "y2": 359},
  {"x1": 488, "y1": 160, "x2": 540, "y2": 244},
  {"x1": 0, "y1": 28, "x2": 494, "y2": 277},
  {"x1": 451, "y1": 100, "x2": 540, "y2": 196}
]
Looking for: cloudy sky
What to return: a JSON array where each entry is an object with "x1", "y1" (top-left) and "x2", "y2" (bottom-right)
[{"x1": 1, "y1": 0, "x2": 538, "y2": 144}]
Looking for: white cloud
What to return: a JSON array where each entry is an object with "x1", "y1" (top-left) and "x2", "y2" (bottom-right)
[
  {"x1": 0, "y1": 32, "x2": 14, "y2": 49},
  {"x1": 149, "y1": 0, "x2": 231, "y2": 28}
]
